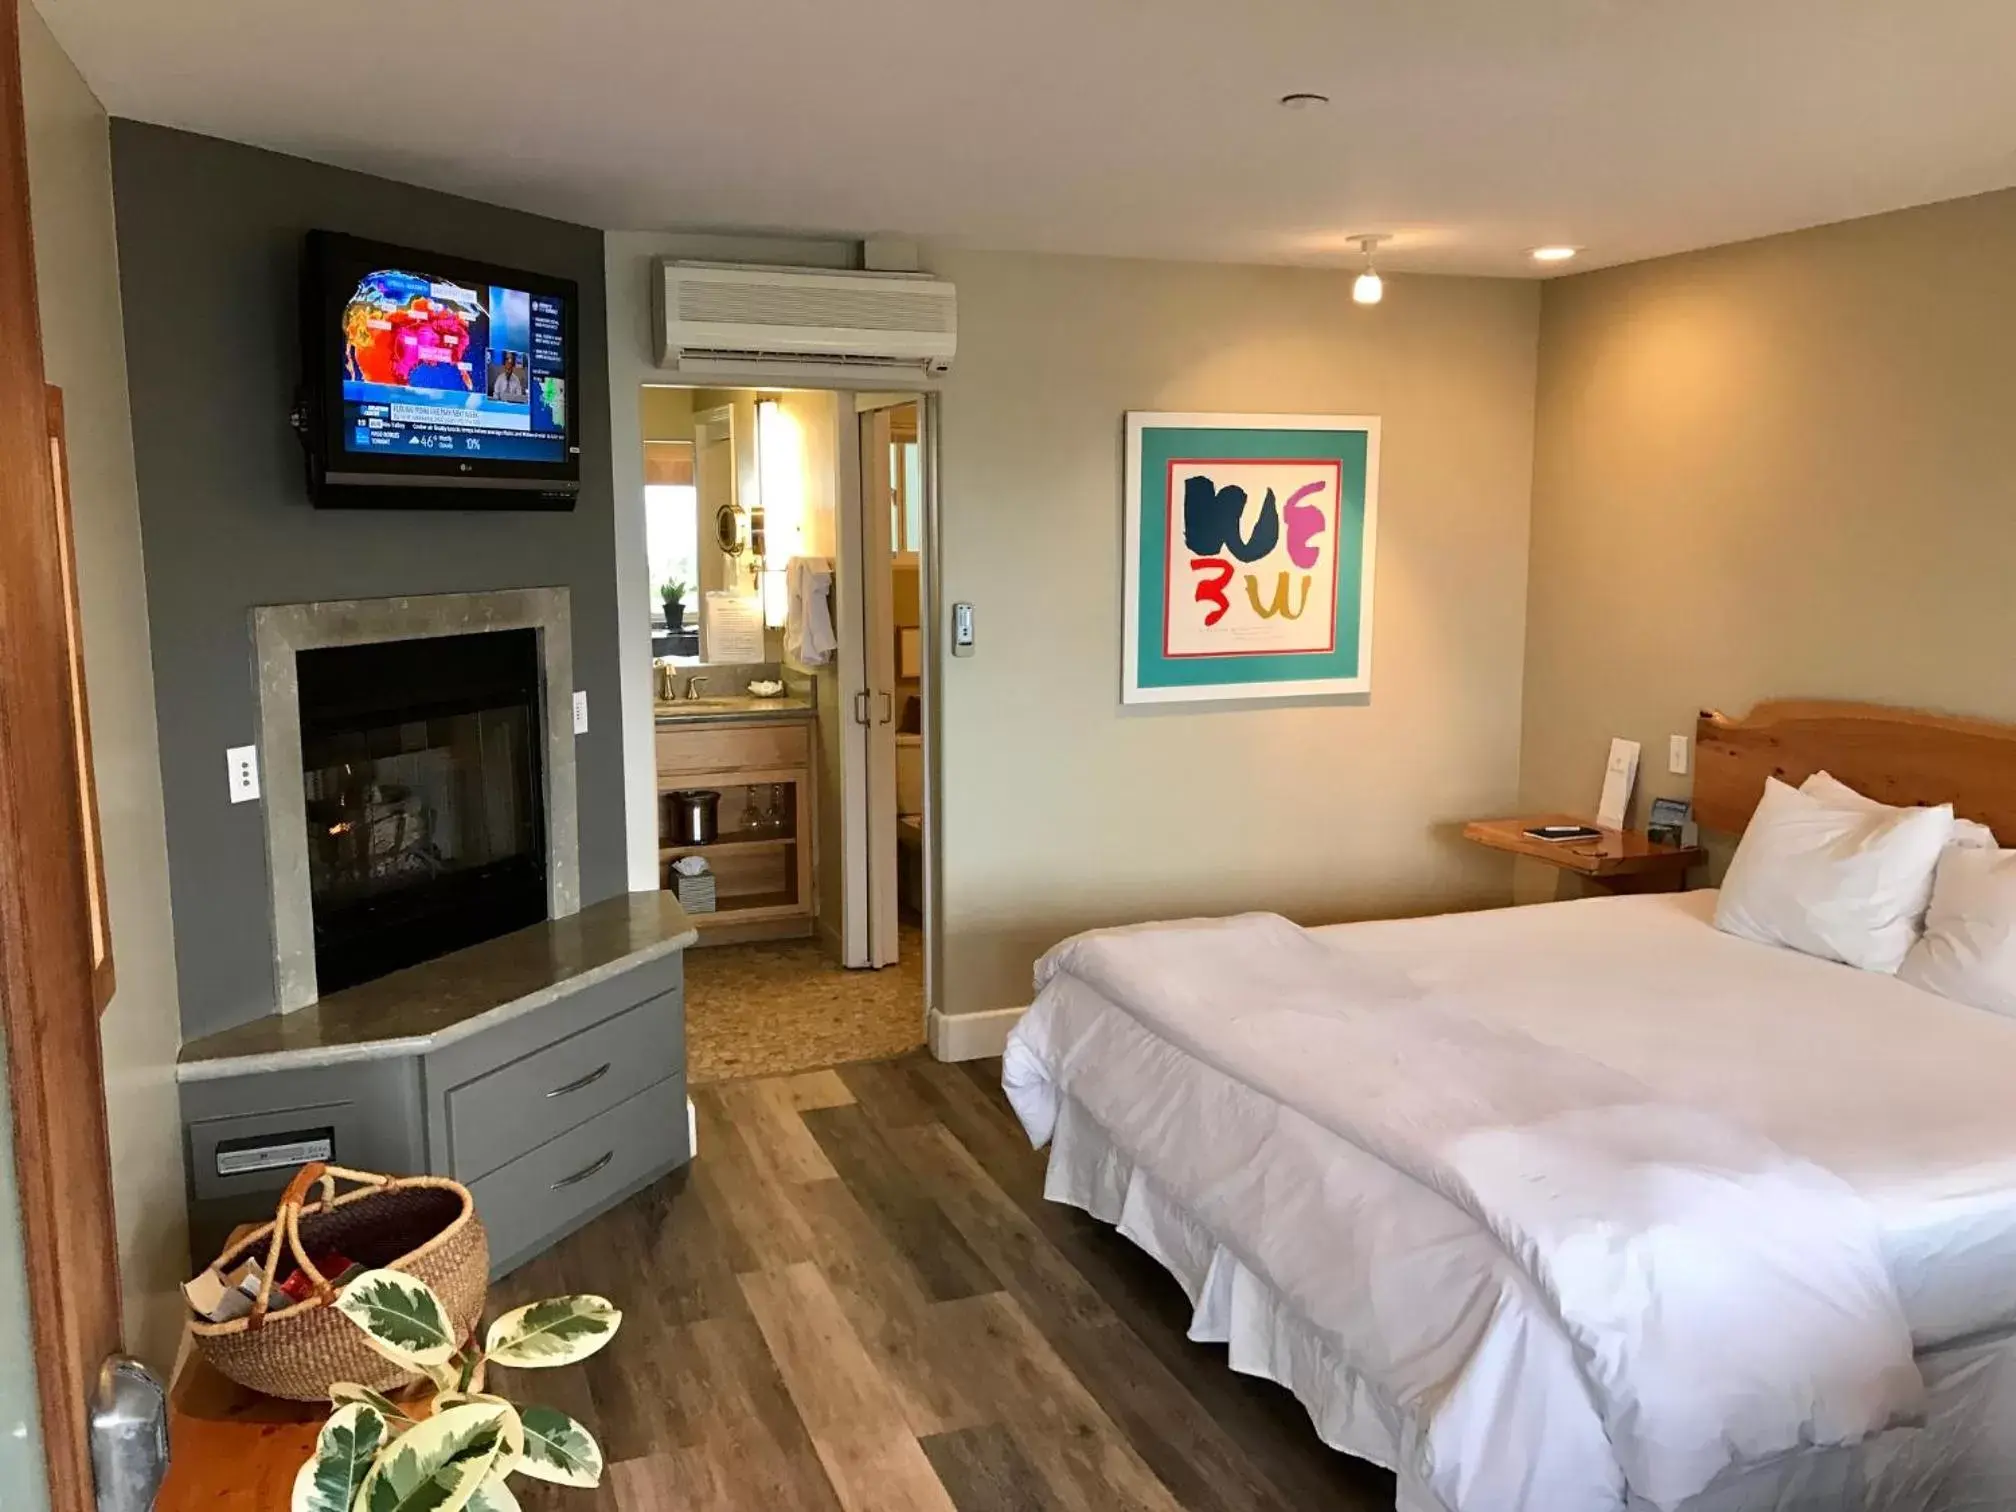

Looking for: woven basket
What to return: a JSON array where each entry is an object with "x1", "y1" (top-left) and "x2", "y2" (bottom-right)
[{"x1": 188, "y1": 1162, "x2": 488, "y2": 1402}]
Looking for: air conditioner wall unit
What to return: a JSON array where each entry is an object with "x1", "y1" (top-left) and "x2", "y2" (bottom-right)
[{"x1": 655, "y1": 262, "x2": 957, "y2": 377}]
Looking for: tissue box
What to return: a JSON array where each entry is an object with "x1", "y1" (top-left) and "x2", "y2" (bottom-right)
[{"x1": 673, "y1": 871, "x2": 717, "y2": 914}]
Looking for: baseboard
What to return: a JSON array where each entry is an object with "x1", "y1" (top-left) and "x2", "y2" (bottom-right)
[{"x1": 928, "y1": 1005, "x2": 1025, "y2": 1062}]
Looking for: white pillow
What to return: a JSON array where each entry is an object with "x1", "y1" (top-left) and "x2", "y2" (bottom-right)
[
  {"x1": 1898, "y1": 847, "x2": 2016, "y2": 1016},
  {"x1": 1715, "y1": 777, "x2": 1955, "y2": 972},
  {"x1": 1800, "y1": 770, "x2": 1999, "y2": 851}
]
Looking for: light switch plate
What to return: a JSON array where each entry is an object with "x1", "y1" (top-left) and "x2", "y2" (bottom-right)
[
  {"x1": 573, "y1": 690, "x2": 589, "y2": 734},
  {"x1": 1669, "y1": 734, "x2": 1690, "y2": 776},
  {"x1": 226, "y1": 745, "x2": 260, "y2": 804},
  {"x1": 951, "y1": 602, "x2": 976, "y2": 658}
]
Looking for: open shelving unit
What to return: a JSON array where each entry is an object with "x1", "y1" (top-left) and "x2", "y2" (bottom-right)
[{"x1": 655, "y1": 725, "x2": 816, "y2": 942}]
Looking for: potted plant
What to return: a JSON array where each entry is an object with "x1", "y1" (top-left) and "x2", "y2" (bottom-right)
[
  {"x1": 292, "y1": 1268, "x2": 619, "y2": 1512},
  {"x1": 659, "y1": 575, "x2": 689, "y2": 631}
]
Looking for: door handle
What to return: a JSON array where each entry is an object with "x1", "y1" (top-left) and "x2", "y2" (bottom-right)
[
  {"x1": 90, "y1": 1356, "x2": 168, "y2": 1512},
  {"x1": 877, "y1": 691, "x2": 894, "y2": 725},
  {"x1": 854, "y1": 691, "x2": 871, "y2": 726}
]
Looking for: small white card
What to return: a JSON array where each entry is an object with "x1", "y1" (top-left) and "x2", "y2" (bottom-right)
[{"x1": 1597, "y1": 737, "x2": 1641, "y2": 831}]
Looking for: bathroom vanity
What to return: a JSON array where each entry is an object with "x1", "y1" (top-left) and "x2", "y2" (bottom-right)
[{"x1": 655, "y1": 693, "x2": 817, "y2": 943}]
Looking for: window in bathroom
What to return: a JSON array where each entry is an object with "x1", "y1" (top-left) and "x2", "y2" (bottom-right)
[{"x1": 645, "y1": 440, "x2": 698, "y2": 656}]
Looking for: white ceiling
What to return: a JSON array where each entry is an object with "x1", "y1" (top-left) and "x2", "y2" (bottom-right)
[{"x1": 35, "y1": 0, "x2": 2016, "y2": 276}]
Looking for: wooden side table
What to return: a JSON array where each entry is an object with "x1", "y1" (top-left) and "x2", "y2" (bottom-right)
[
  {"x1": 1462, "y1": 813, "x2": 1704, "y2": 893},
  {"x1": 155, "y1": 1349, "x2": 323, "y2": 1512}
]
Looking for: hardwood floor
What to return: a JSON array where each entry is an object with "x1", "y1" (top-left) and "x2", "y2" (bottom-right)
[{"x1": 490, "y1": 1054, "x2": 1395, "y2": 1511}]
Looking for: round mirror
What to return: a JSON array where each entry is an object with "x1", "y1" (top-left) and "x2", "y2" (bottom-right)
[{"x1": 715, "y1": 503, "x2": 747, "y2": 557}]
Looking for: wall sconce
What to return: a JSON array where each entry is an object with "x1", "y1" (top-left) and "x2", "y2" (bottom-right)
[{"x1": 754, "y1": 397, "x2": 804, "y2": 628}]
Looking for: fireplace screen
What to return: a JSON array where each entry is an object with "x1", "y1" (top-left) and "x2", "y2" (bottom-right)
[{"x1": 298, "y1": 628, "x2": 547, "y2": 993}]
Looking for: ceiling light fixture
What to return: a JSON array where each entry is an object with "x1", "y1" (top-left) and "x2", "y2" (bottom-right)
[
  {"x1": 1350, "y1": 234, "x2": 1388, "y2": 305},
  {"x1": 1279, "y1": 92, "x2": 1330, "y2": 109},
  {"x1": 1529, "y1": 246, "x2": 1580, "y2": 263}
]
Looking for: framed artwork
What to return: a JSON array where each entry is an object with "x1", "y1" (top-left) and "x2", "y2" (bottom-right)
[
  {"x1": 1123, "y1": 411, "x2": 1380, "y2": 704},
  {"x1": 46, "y1": 386, "x2": 116, "y2": 1012}
]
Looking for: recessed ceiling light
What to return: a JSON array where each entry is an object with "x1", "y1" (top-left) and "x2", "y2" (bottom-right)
[
  {"x1": 1530, "y1": 246, "x2": 1580, "y2": 263},
  {"x1": 1279, "y1": 92, "x2": 1330, "y2": 110}
]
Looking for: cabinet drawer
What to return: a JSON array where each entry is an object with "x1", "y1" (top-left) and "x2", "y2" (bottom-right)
[
  {"x1": 656, "y1": 721, "x2": 807, "y2": 778},
  {"x1": 472, "y1": 1075, "x2": 686, "y2": 1277},
  {"x1": 445, "y1": 990, "x2": 682, "y2": 1182}
]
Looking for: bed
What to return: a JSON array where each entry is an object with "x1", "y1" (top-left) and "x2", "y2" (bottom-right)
[{"x1": 1002, "y1": 702, "x2": 2016, "y2": 1512}]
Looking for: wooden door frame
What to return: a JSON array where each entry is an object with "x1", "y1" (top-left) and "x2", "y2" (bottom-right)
[{"x1": 1, "y1": 3, "x2": 126, "y2": 1508}]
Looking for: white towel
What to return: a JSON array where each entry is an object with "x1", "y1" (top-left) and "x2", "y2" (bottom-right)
[{"x1": 784, "y1": 556, "x2": 838, "y2": 668}]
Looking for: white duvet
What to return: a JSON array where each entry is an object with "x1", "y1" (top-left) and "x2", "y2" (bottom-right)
[{"x1": 1003, "y1": 892, "x2": 2016, "y2": 1512}]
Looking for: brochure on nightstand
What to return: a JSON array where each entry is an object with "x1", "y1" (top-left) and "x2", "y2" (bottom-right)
[{"x1": 1596, "y1": 738, "x2": 1640, "y2": 831}]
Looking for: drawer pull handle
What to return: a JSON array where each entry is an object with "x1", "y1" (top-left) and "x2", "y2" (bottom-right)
[
  {"x1": 552, "y1": 1151, "x2": 614, "y2": 1190},
  {"x1": 546, "y1": 1063, "x2": 612, "y2": 1098}
]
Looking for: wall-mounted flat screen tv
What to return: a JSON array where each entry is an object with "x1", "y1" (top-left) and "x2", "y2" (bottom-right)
[{"x1": 299, "y1": 231, "x2": 581, "y2": 509}]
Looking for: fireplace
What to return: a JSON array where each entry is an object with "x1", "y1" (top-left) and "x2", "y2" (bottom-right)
[
  {"x1": 299, "y1": 629, "x2": 548, "y2": 993},
  {"x1": 252, "y1": 588, "x2": 581, "y2": 1011}
]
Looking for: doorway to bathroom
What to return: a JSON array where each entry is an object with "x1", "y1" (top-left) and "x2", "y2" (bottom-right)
[{"x1": 636, "y1": 383, "x2": 933, "y2": 1083}]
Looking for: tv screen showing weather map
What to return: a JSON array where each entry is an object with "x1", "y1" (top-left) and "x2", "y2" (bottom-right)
[{"x1": 339, "y1": 267, "x2": 568, "y2": 463}]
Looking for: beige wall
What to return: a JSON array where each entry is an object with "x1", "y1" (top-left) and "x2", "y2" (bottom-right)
[
  {"x1": 931, "y1": 250, "x2": 1541, "y2": 1015},
  {"x1": 639, "y1": 383, "x2": 693, "y2": 442},
  {"x1": 1521, "y1": 187, "x2": 2016, "y2": 891},
  {"x1": 21, "y1": 1, "x2": 188, "y2": 1369}
]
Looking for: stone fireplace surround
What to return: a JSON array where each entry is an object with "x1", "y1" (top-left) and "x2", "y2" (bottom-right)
[{"x1": 251, "y1": 588, "x2": 581, "y2": 1011}]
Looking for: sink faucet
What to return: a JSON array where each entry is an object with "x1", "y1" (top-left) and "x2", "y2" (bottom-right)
[{"x1": 683, "y1": 675, "x2": 709, "y2": 702}]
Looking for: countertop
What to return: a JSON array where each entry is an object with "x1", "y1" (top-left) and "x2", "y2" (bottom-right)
[
  {"x1": 177, "y1": 891, "x2": 698, "y2": 1080},
  {"x1": 656, "y1": 694, "x2": 815, "y2": 726}
]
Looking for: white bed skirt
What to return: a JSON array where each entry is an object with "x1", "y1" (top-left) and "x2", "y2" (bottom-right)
[{"x1": 1038, "y1": 1088, "x2": 2016, "y2": 1512}]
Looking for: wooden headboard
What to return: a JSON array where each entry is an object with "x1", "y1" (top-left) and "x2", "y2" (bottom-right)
[{"x1": 1695, "y1": 700, "x2": 2016, "y2": 840}]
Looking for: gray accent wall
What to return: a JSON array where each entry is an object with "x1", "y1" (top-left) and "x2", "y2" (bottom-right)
[{"x1": 110, "y1": 122, "x2": 624, "y2": 1042}]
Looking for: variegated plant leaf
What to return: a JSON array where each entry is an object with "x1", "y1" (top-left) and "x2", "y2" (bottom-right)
[
  {"x1": 431, "y1": 1392, "x2": 523, "y2": 1478},
  {"x1": 334, "y1": 1270, "x2": 459, "y2": 1368},
  {"x1": 465, "y1": 1474, "x2": 522, "y2": 1512},
  {"x1": 483, "y1": 1295, "x2": 621, "y2": 1369},
  {"x1": 354, "y1": 1401, "x2": 510, "y2": 1512},
  {"x1": 514, "y1": 1405, "x2": 604, "y2": 1488},
  {"x1": 329, "y1": 1382, "x2": 413, "y2": 1424},
  {"x1": 289, "y1": 1402, "x2": 386, "y2": 1512}
]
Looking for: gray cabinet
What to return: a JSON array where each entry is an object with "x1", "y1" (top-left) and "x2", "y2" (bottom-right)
[{"x1": 180, "y1": 936, "x2": 690, "y2": 1278}]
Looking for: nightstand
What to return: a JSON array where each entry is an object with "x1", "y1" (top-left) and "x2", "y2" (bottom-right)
[{"x1": 1462, "y1": 813, "x2": 1704, "y2": 893}]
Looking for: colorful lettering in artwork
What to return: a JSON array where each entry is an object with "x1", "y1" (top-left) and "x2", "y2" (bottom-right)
[
  {"x1": 1282, "y1": 480, "x2": 1328, "y2": 569},
  {"x1": 1244, "y1": 572, "x2": 1312, "y2": 619},
  {"x1": 1189, "y1": 557, "x2": 1235, "y2": 626},
  {"x1": 1181, "y1": 476, "x2": 1279, "y2": 562},
  {"x1": 1163, "y1": 458, "x2": 1343, "y2": 660}
]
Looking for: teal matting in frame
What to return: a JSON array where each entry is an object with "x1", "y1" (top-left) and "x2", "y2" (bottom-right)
[{"x1": 1122, "y1": 411, "x2": 1380, "y2": 704}]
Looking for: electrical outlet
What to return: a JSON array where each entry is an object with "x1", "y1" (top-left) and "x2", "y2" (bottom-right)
[
  {"x1": 226, "y1": 744, "x2": 260, "y2": 804},
  {"x1": 573, "y1": 689, "x2": 588, "y2": 734},
  {"x1": 1669, "y1": 734, "x2": 1690, "y2": 776}
]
